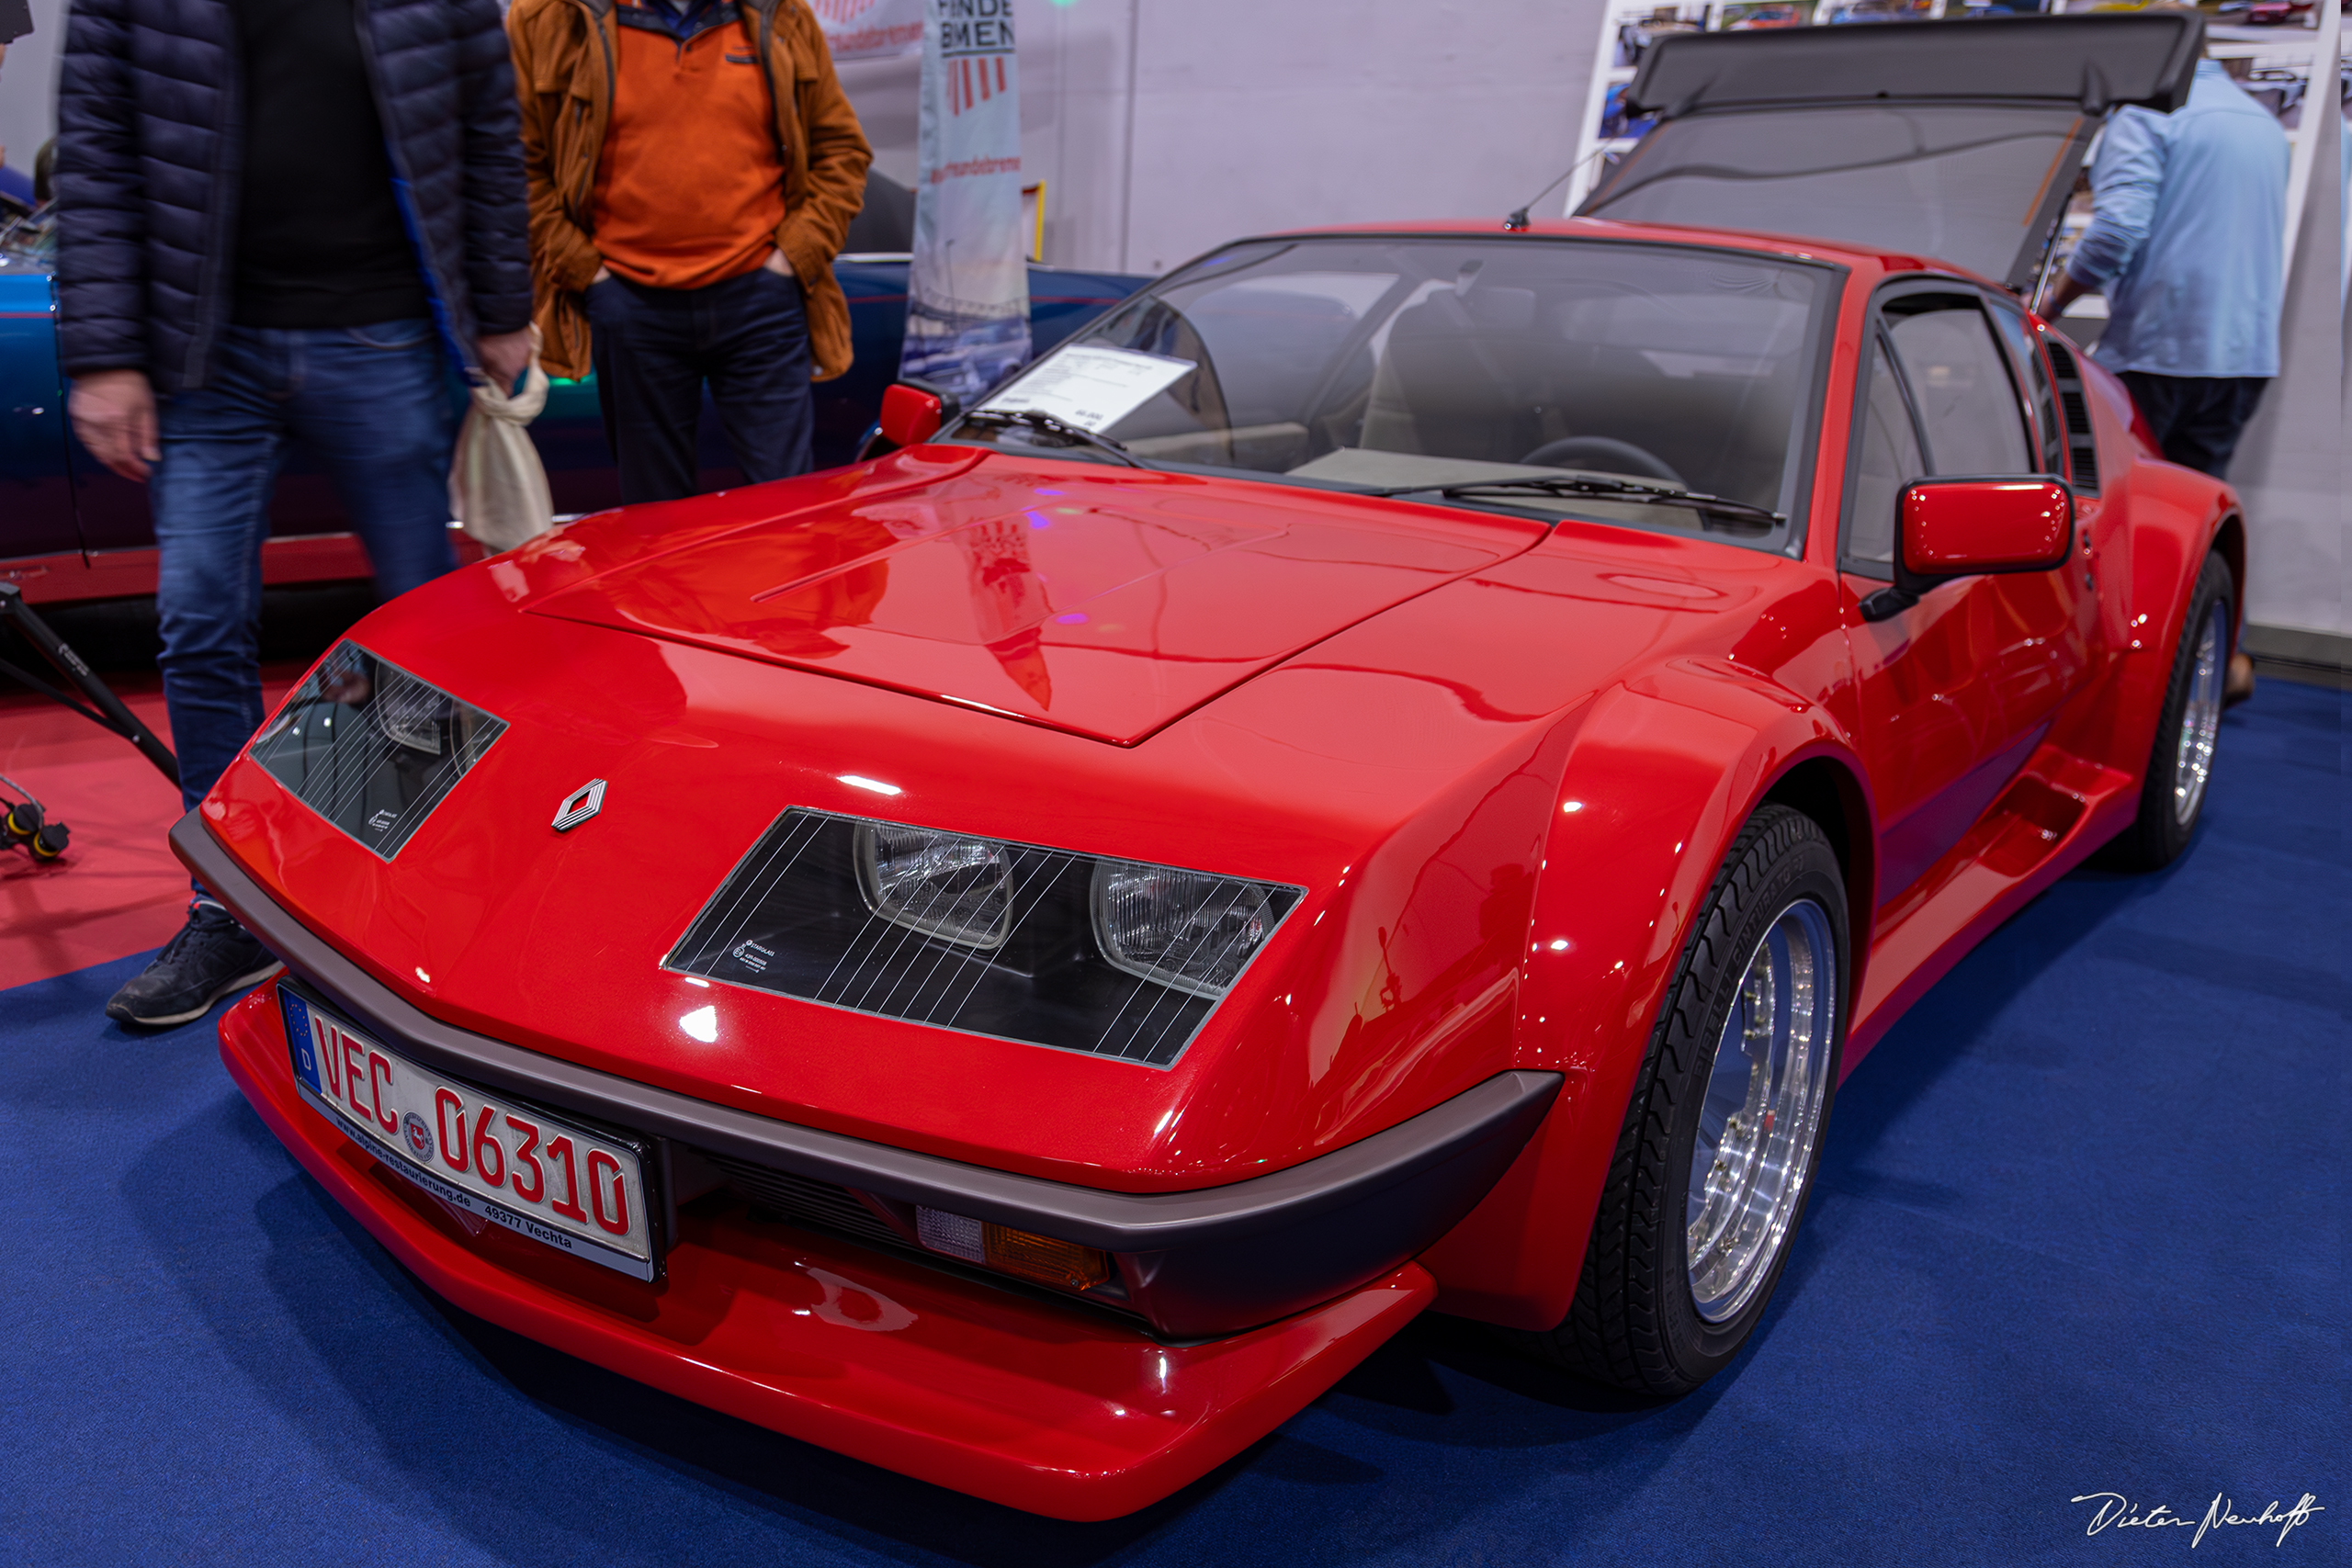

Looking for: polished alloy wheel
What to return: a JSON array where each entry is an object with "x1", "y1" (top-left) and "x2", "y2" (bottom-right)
[
  {"x1": 2172, "y1": 600, "x2": 2225, "y2": 827},
  {"x1": 1686, "y1": 897, "x2": 1836, "y2": 1324}
]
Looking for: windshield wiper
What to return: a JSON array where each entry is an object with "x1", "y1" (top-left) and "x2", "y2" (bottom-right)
[
  {"x1": 956, "y1": 409, "x2": 1151, "y2": 469},
  {"x1": 1366, "y1": 474, "x2": 1784, "y2": 527}
]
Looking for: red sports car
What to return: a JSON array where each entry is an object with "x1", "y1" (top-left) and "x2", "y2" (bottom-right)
[{"x1": 185, "y1": 16, "x2": 2227, "y2": 1521}]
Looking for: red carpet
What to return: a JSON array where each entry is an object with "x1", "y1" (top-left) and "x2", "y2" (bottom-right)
[{"x1": 0, "y1": 669, "x2": 301, "y2": 990}]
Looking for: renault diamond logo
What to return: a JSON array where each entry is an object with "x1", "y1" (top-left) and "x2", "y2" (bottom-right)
[{"x1": 552, "y1": 779, "x2": 607, "y2": 832}]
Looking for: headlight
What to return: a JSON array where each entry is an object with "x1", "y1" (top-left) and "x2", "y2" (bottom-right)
[
  {"x1": 854, "y1": 822, "x2": 1012, "y2": 949},
  {"x1": 1092, "y1": 862, "x2": 1276, "y2": 998},
  {"x1": 246, "y1": 641, "x2": 507, "y2": 860},
  {"x1": 665, "y1": 809, "x2": 1302, "y2": 1066},
  {"x1": 369, "y1": 664, "x2": 454, "y2": 756}
]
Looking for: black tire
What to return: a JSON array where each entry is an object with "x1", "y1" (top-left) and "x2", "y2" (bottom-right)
[
  {"x1": 2097, "y1": 551, "x2": 2232, "y2": 873},
  {"x1": 1515, "y1": 805, "x2": 1848, "y2": 1395}
]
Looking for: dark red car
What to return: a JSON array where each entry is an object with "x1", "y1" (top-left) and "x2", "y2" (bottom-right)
[{"x1": 185, "y1": 15, "x2": 2228, "y2": 1519}]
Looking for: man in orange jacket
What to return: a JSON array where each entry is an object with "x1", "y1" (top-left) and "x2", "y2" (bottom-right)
[{"x1": 509, "y1": 0, "x2": 870, "y2": 502}]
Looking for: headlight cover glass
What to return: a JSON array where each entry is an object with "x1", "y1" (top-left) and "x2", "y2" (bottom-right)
[
  {"x1": 1092, "y1": 862, "x2": 1276, "y2": 998},
  {"x1": 854, "y1": 822, "x2": 1013, "y2": 949},
  {"x1": 246, "y1": 641, "x2": 507, "y2": 860},
  {"x1": 665, "y1": 808, "x2": 1302, "y2": 1066}
]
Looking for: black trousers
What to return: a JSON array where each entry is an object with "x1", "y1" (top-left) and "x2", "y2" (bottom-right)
[
  {"x1": 2116, "y1": 372, "x2": 2270, "y2": 480},
  {"x1": 586, "y1": 265, "x2": 815, "y2": 503}
]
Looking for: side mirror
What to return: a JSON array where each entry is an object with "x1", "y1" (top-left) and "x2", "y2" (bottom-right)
[
  {"x1": 858, "y1": 378, "x2": 967, "y2": 467},
  {"x1": 878, "y1": 383, "x2": 945, "y2": 447},
  {"x1": 1860, "y1": 477, "x2": 2074, "y2": 622}
]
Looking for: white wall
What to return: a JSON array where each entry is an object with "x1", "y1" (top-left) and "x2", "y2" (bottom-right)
[
  {"x1": 2228, "y1": 99, "x2": 2345, "y2": 641},
  {"x1": 845, "y1": 0, "x2": 1606, "y2": 276},
  {"x1": 0, "y1": 0, "x2": 64, "y2": 177},
  {"x1": 1115, "y1": 0, "x2": 1594, "y2": 274}
]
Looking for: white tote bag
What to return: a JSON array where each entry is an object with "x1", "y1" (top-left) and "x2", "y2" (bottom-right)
[{"x1": 449, "y1": 330, "x2": 555, "y2": 554}]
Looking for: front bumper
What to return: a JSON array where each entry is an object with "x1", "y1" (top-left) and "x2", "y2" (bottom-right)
[
  {"x1": 219, "y1": 987, "x2": 1431, "y2": 1518},
  {"x1": 183, "y1": 808, "x2": 1561, "y2": 1515}
]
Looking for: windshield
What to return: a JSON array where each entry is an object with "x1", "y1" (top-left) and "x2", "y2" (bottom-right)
[{"x1": 956, "y1": 236, "x2": 1833, "y2": 551}]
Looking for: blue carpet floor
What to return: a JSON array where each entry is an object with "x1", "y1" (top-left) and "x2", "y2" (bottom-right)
[{"x1": 3, "y1": 683, "x2": 2341, "y2": 1567}]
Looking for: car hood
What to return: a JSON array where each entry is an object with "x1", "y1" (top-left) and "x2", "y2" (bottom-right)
[{"x1": 524, "y1": 448, "x2": 1548, "y2": 745}]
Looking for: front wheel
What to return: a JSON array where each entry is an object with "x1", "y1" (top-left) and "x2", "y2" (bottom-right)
[
  {"x1": 1517, "y1": 805, "x2": 1847, "y2": 1394},
  {"x1": 2098, "y1": 551, "x2": 2231, "y2": 872}
]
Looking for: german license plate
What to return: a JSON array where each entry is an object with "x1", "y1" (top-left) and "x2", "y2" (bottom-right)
[{"x1": 278, "y1": 983, "x2": 660, "y2": 1280}]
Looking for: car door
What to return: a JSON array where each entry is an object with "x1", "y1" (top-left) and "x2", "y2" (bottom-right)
[
  {"x1": 1840, "y1": 283, "x2": 2090, "y2": 905},
  {"x1": 1976, "y1": 293, "x2": 2102, "y2": 734}
]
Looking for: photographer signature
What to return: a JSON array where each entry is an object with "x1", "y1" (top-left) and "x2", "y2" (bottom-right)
[{"x1": 2071, "y1": 1491, "x2": 2324, "y2": 1548}]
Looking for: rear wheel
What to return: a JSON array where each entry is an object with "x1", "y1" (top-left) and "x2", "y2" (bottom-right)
[
  {"x1": 1517, "y1": 805, "x2": 1847, "y2": 1394},
  {"x1": 2099, "y1": 552, "x2": 2231, "y2": 872}
]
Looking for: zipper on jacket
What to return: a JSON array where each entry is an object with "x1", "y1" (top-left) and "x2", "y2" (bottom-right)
[
  {"x1": 351, "y1": 0, "x2": 470, "y2": 375},
  {"x1": 186, "y1": 7, "x2": 247, "y2": 390},
  {"x1": 569, "y1": 99, "x2": 593, "y2": 233},
  {"x1": 569, "y1": 98, "x2": 593, "y2": 233}
]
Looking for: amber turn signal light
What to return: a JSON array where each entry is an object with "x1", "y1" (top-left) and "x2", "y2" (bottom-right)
[
  {"x1": 983, "y1": 1223, "x2": 1114, "y2": 1293},
  {"x1": 915, "y1": 1205, "x2": 1114, "y2": 1293}
]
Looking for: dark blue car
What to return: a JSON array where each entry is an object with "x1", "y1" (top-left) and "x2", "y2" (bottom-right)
[{"x1": 0, "y1": 177, "x2": 1140, "y2": 605}]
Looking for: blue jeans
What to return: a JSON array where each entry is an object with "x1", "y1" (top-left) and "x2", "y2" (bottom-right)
[
  {"x1": 586, "y1": 265, "x2": 813, "y2": 503},
  {"x1": 153, "y1": 318, "x2": 458, "y2": 825}
]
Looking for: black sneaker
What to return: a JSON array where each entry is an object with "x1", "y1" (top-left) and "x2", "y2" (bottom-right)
[{"x1": 105, "y1": 900, "x2": 284, "y2": 1028}]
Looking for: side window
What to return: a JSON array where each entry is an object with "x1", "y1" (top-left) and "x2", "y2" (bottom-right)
[
  {"x1": 1986, "y1": 298, "x2": 2065, "y2": 477},
  {"x1": 1885, "y1": 301, "x2": 2035, "y2": 477},
  {"x1": 1846, "y1": 336, "x2": 1928, "y2": 570}
]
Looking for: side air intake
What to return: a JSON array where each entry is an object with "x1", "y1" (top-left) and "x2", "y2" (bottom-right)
[{"x1": 2041, "y1": 337, "x2": 2101, "y2": 496}]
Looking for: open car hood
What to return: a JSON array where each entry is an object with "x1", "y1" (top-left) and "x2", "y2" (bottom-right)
[
  {"x1": 1579, "y1": 13, "x2": 2204, "y2": 290},
  {"x1": 527, "y1": 453, "x2": 1545, "y2": 746}
]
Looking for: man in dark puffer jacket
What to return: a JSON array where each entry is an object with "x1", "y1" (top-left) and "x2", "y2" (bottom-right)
[{"x1": 57, "y1": 0, "x2": 534, "y2": 1027}]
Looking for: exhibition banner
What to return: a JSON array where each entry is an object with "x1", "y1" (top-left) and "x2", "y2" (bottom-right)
[
  {"x1": 810, "y1": 0, "x2": 925, "y2": 61},
  {"x1": 900, "y1": 0, "x2": 1032, "y2": 401},
  {"x1": 898, "y1": 0, "x2": 1030, "y2": 401}
]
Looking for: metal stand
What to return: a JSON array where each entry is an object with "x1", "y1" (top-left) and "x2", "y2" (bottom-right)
[{"x1": 0, "y1": 581, "x2": 180, "y2": 786}]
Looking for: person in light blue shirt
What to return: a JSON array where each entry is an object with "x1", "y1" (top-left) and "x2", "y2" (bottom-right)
[
  {"x1": 2041, "y1": 46, "x2": 2286, "y2": 706},
  {"x1": 2039, "y1": 55, "x2": 2289, "y2": 480}
]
